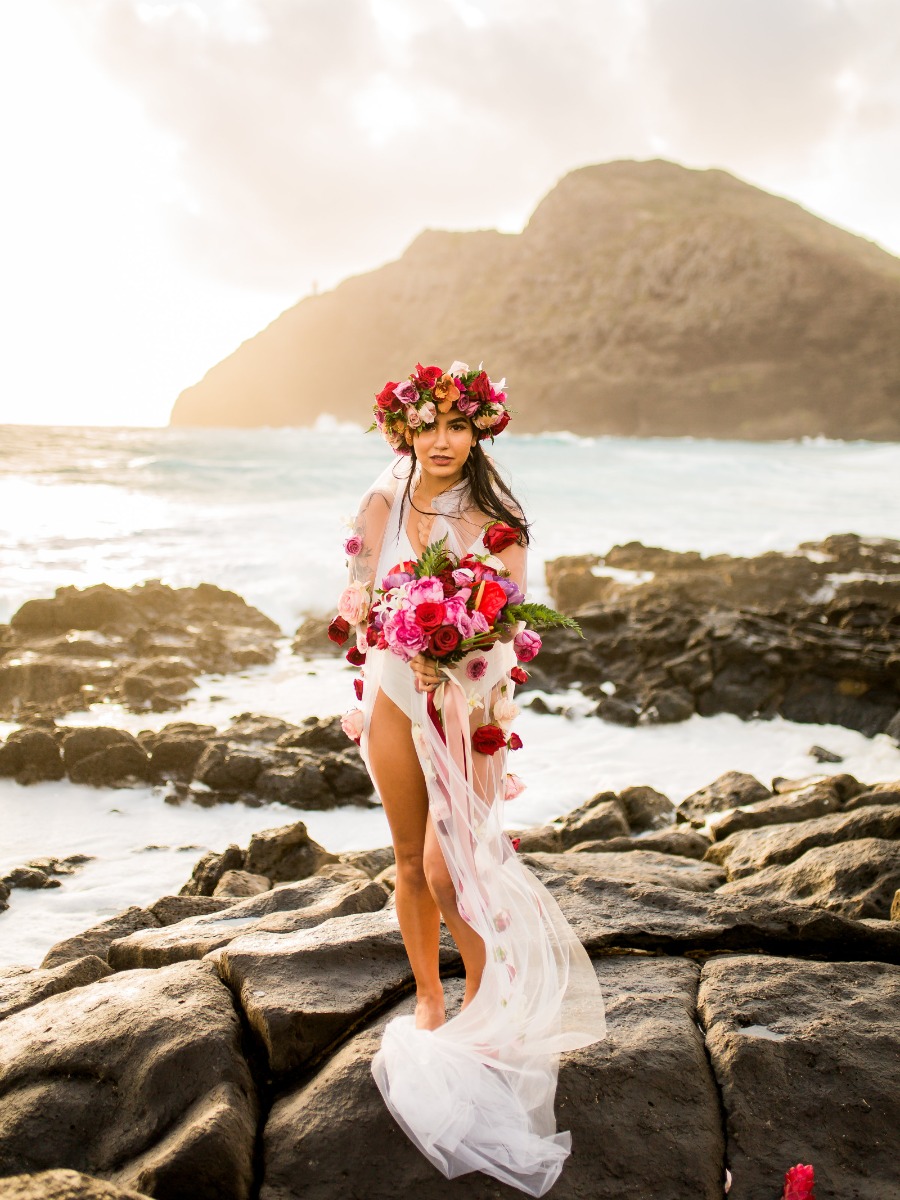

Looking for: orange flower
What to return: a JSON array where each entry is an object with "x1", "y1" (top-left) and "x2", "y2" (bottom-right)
[{"x1": 433, "y1": 373, "x2": 461, "y2": 413}]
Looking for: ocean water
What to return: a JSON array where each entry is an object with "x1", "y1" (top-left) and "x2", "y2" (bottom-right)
[
  {"x1": 2, "y1": 423, "x2": 899, "y2": 629},
  {"x1": 1, "y1": 423, "x2": 899, "y2": 967}
]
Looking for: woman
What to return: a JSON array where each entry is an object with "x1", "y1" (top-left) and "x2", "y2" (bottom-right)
[{"x1": 335, "y1": 362, "x2": 605, "y2": 1197}]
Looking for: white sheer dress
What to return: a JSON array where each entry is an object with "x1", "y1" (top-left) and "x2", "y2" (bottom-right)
[{"x1": 345, "y1": 456, "x2": 605, "y2": 1197}]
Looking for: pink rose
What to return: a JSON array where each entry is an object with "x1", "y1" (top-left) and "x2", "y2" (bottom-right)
[
  {"x1": 408, "y1": 577, "x2": 444, "y2": 605},
  {"x1": 470, "y1": 611, "x2": 490, "y2": 635},
  {"x1": 418, "y1": 400, "x2": 436, "y2": 425},
  {"x1": 513, "y1": 629, "x2": 542, "y2": 662},
  {"x1": 492, "y1": 696, "x2": 520, "y2": 729},
  {"x1": 456, "y1": 393, "x2": 480, "y2": 416},
  {"x1": 344, "y1": 535, "x2": 363, "y2": 557},
  {"x1": 465, "y1": 655, "x2": 488, "y2": 681},
  {"x1": 493, "y1": 909, "x2": 511, "y2": 931},
  {"x1": 504, "y1": 773, "x2": 526, "y2": 800},
  {"x1": 394, "y1": 380, "x2": 419, "y2": 405},
  {"x1": 337, "y1": 582, "x2": 370, "y2": 625},
  {"x1": 383, "y1": 608, "x2": 429, "y2": 660},
  {"x1": 341, "y1": 708, "x2": 365, "y2": 744}
]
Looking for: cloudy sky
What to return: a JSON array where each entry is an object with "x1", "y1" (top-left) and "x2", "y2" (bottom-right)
[{"x1": 2, "y1": 0, "x2": 899, "y2": 426}]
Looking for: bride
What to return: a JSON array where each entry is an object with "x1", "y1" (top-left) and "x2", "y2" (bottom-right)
[{"x1": 333, "y1": 362, "x2": 605, "y2": 1197}]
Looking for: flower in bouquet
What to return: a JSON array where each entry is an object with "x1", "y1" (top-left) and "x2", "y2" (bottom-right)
[
  {"x1": 368, "y1": 361, "x2": 512, "y2": 453},
  {"x1": 504, "y1": 773, "x2": 526, "y2": 800},
  {"x1": 492, "y1": 696, "x2": 520, "y2": 729},
  {"x1": 327, "y1": 615, "x2": 351, "y2": 646},
  {"x1": 337, "y1": 580, "x2": 370, "y2": 626},
  {"x1": 513, "y1": 628, "x2": 542, "y2": 662},
  {"x1": 341, "y1": 708, "x2": 364, "y2": 745}
]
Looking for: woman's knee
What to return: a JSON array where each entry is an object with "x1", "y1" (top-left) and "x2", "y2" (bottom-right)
[
  {"x1": 394, "y1": 847, "x2": 428, "y2": 893},
  {"x1": 423, "y1": 848, "x2": 456, "y2": 908}
]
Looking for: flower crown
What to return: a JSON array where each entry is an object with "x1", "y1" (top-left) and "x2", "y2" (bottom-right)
[{"x1": 371, "y1": 361, "x2": 510, "y2": 455}]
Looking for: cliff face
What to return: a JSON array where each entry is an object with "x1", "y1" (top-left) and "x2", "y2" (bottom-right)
[{"x1": 169, "y1": 159, "x2": 900, "y2": 439}]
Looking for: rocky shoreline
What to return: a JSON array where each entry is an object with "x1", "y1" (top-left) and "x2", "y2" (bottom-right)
[
  {"x1": 533, "y1": 533, "x2": 900, "y2": 738},
  {"x1": 2, "y1": 763, "x2": 899, "y2": 1199},
  {"x1": 1, "y1": 544, "x2": 899, "y2": 1198}
]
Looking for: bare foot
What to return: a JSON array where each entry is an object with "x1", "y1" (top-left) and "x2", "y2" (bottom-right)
[{"x1": 415, "y1": 992, "x2": 446, "y2": 1030}]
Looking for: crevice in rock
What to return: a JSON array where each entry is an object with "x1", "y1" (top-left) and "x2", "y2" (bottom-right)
[
  {"x1": 217, "y1": 974, "x2": 274, "y2": 1200},
  {"x1": 693, "y1": 962, "x2": 732, "y2": 1198}
]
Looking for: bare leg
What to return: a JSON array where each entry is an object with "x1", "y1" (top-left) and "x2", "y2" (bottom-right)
[
  {"x1": 423, "y1": 818, "x2": 486, "y2": 1011},
  {"x1": 368, "y1": 689, "x2": 445, "y2": 1030}
]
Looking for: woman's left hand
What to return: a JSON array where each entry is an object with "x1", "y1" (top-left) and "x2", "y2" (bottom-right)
[{"x1": 410, "y1": 654, "x2": 442, "y2": 693}]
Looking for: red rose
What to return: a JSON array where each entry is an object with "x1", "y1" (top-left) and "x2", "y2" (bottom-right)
[
  {"x1": 489, "y1": 410, "x2": 511, "y2": 437},
  {"x1": 510, "y1": 666, "x2": 528, "y2": 685},
  {"x1": 346, "y1": 646, "x2": 367, "y2": 666},
  {"x1": 415, "y1": 363, "x2": 443, "y2": 388},
  {"x1": 467, "y1": 370, "x2": 492, "y2": 403},
  {"x1": 366, "y1": 624, "x2": 380, "y2": 647},
  {"x1": 429, "y1": 624, "x2": 460, "y2": 657},
  {"x1": 483, "y1": 522, "x2": 520, "y2": 553},
  {"x1": 415, "y1": 601, "x2": 445, "y2": 632},
  {"x1": 472, "y1": 723, "x2": 507, "y2": 755},
  {"x1": 375, "y1": 381, "x2": 401, "y2": 412},
  {"x1": 508, "y1": 732, "x2": 523, "y2": 751},
  {"x1": 327, "y1": 615, "x2": 350, "y2": 645},
  {"x1": 474, "y1": 580, "x2": 508, "y2": 624},
  {"x1": 510, "y1": 836, "x2": 521, "y2": 852},
  {"x1": 353, "y1": 677, "x2": 364, "y2": 701}
]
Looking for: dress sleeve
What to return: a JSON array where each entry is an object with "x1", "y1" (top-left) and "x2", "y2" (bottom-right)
[{"x1": 348, "y1": 486, "x2": 392, "y2": 592}]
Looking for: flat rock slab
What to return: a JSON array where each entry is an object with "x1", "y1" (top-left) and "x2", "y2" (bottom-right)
[
  {"x1": 698, "y1": 954, "x2": 900, "y2": 1200},
  {"x1": 41, "y1": 907, "x2": 160, "y2": 970},
  {"x1": 215, "y1": 908, "x2": 460, "y2": 1075},
  {"x1": 533, "y1": 874, "x2": 900, "y2": 963},
  {"x1": 0, "y1": 960, "x2": 257, "y2": 1200},
  {"x1": 566, "y1": 828, "x2": 712, "y2": 860},
  {"x1": 706, "y1": 803, "x2": 900, "y2": 880},
  {"x1": 109, "y1": 875, "x2": 387, "y2": 969},
  {"x1": 260, "y1": 957, "x2": 725, "y2": 1199},
  {"x1": 718, "y1": 838, "x2": 900, "y2": 920},
  {"x1": 0, "y1": 956, "x2": 112, "y2": 1023},
  {"x1": 523, "y1": 849, "x2": 726, "y2": 891},
  {"x1": 0, "y1": 1170, "x2": 153, "y2": 1199}
]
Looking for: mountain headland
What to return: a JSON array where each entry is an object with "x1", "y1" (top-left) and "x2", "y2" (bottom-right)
[{"x1": 169, "y1": 158, "x2": 900, "y2": 439}]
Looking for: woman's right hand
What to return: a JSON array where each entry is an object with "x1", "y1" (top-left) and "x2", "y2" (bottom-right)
[{"x1": 410, "y1": 654, "x2": 442, "y2": 693}]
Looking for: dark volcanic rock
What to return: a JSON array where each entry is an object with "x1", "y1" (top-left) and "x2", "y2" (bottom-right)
[
  {"x1": 0, "y1": 957, "x2": 112, "y2": 1023},
  {"x1": 216, "y1": 908, "x2": 454, "y2": 1075},
  {"x1": 678, "y1": 771, "x2": 771, "y2": 825},
  {"x1": 0, "y1": 728, "x2": 64, "y2": 783},
  {"x1": 0, "y1": 960, "x2": 257, "y2": 1200},
  {"x1": 0, "y1": 1170, "x2": 154, "y2": 1198},
  {"x1": 543, "y1": 534, "x2": 900, "y2": 739},
  {"x1": 108, "y1": 876, "x2": 387, "y2": 969},
  {"x1": 259, "y1": 958, "x2": 725, "y2": 1200},
  {"x1": 706, "y1": 777, "x2": 846, "y2": 841},
  {"x1": 568, "y1": 828, "x2": 712, "y2": 860},
  {"x1": 704, "y1": 803, "x2": 900, "y2": 879},
  {"x1": 616, "y1": 784, "x2": 676, "y2": 831},
  {"x1": 244, "y1": 821, "x2": 339, "y2": 882},
  {"x1": 533, "y1": 873, "x2": 900, "y2": 963},
  {"x1": 1, "y1": 581, "x2": 280, "y2": 721},
  {"x1": 698, "y1": 955, "x2": 900, "y2": 1200},
  {"x1": 179, "y1": 844, "x2": 246, "y2": 896},
  {"x1": 717, "y1": 838, "x2": 900, "y2": 919},
  {"x1": 524, "y1": 850, "x2": 726, "y2": 892},
  {"x1": 41, "y1": 907, "x2": 160, "y2": 969}
]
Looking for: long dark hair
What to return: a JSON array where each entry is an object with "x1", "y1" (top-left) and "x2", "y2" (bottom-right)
[{"x1": 402, "y1": 439, "x2": 531, "y2": 545}]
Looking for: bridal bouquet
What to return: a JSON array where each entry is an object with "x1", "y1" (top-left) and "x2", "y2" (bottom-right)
[{"x1": 337, "y1": 527, "x2": 579, "y2": 668}]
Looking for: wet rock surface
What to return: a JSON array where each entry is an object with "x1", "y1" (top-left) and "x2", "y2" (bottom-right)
[
  {"x1": 698, "y1": 955, "x2": 900, "y2": 1200},
  {"x1": 3, "y1": 747, "x2": 900, "y2": 1196},
  {"x1": 0, "y1": 712, "x2": 374, "y2": 812},
  {"x1": 0, "y1": 960, "x2": 257, "y2": 1199},
  {"x1": 539, "y1": 534, "x2": 900, "y2": 738},
  {"x1": 0, "y1": 581, "x2": 280, "y2": 721}
]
